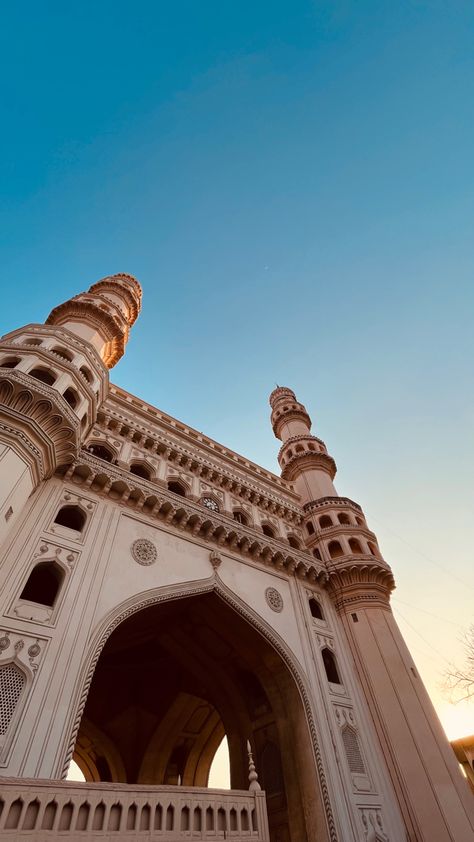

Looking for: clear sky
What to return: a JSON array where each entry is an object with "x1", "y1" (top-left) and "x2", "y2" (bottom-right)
[{"x1": 2, "y1": 0, "x2": 473, "y2": 754}]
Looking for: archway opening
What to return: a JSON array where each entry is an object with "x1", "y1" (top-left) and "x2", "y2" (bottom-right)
[{"x1": 71, "y1": 591, "x2": 324, "y2": 842}]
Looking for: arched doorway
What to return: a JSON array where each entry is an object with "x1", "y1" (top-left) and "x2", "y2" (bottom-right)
[{"x1": 71, "y1": 589, "x2": 328, "y2": 842}]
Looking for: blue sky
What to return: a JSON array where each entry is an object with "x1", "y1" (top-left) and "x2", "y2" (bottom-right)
[{"x1": 1, "y1": 1, "x2": 473, "y2": 738}]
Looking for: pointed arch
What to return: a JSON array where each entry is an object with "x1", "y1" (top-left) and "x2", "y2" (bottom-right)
[{"x1": 60, "y1": 577, "x2": 339, "y2": 842}]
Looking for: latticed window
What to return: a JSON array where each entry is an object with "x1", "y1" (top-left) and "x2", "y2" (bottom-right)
[
  {"x1": 341, "y1": 725, "x2": 365, "y2": 774},
  {"x1": 0, "y1": 663, "x2": 25, "y2": 736}
]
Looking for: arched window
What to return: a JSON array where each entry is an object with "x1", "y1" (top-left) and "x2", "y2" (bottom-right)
[
  {"x1": 322, "y1": 648, "x2": 341, "y2": 684},
  {"x1": 262, "y1": 523, "x2": 275, "y2": 538},
  {"x1": 54, "y1": 505, "x2": 86, "y2": 532},
  {"x1": 355, "y1": 516, "x2": 364, "y2": 526},
  {"x1": 348, "y1": 538, "x2": 363, "y2": 554},
  {"x1": 63, "y1": 388, "x2": 79, "y2": 409},
  {"x1": 52, "y1": 347, "x2": 73, "y2": 362},
  {"x1": 29, "y1": 367, "x2": 56, "y2": 386},
  {"x1": 167, "y1": 480, "x2": 186, "y2": 497},
  {"x1": 20, "y1": 561, "x2": 64, "y2": 607},
  {"x1": 87, "y1": 444, "x2": 114, "y2": 462},
  {"x1": 368, "y1": 542, "x2": 378, "y2": 557},
  {"x1": 0, "y1": 356, "x2": 21, "y2": 368},
  {"x1": 328, "y1": 540, "x2": 344, "y2": 559},
  {"x1": 306, "y1": 521, "x2": 315, "y2": 535},
  {"x1": 233, "y1": 510, "x2": 248, "y2": 525},
  {"x1": 130, "y1": 463, "x2": 153, "y2": 480},
  {"x1": 313, "y1": 548, "x2": 322, "y2": 560},
  {"x1": 287, "y1": 535, "x2": 301, "y2": 550},
  {"x1": 0, "y1": 663, "x2": 26, "y2": 737},
  {"x1": 309, "y1": 597, "x2": 324, "y2": 620},
  {"x1": 319, "y1": 515, "x2": 333, "y2": 529},
  {"x1": 79, "y1": 366, "x2": 93, "y2": 383},
  {"x1": 337, "y1": 513, "x2": 350, "y2": 525}
]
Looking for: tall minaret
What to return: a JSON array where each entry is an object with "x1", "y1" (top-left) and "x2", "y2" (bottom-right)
[
  {"x1": 0, "y1": 274, "x2": 141, "y2": 547},
  {"x1": 270, "y1": 387, "x2": 474, "y2": 842}
]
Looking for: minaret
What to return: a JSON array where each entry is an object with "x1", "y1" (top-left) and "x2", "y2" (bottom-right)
[
  {"x1": 270, "y1": 387, "x2": 474, "y2": 842},
  {"x1": 0, "y1": 274, "x2": 141, "y2": 547}
]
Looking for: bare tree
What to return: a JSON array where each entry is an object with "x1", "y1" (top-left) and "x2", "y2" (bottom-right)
[{"x1": 444, "y1": 624, "x2": 474, "y2": 704}]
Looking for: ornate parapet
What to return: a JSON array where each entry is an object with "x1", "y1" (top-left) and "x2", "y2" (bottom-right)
[{"x1": 0, "y1": 778, "x2": 270, "y2": 840}]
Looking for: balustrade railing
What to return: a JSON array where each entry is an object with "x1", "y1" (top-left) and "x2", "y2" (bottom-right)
[{"x1": 0, "y1": 779, "x2": 270, "y2": 840}]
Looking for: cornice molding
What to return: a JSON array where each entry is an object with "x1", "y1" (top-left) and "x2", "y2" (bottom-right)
[
  {"x1": 61, "y1": 451, "x2": 327, "y2": 583},
  {"x1": 324, "y1": 557, "x2": 395, "y2": 612},
  {"x1": 94, "y1": 408, "x2": 303, "y2": 523}
]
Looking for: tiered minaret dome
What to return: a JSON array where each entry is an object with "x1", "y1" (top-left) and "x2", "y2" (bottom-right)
[
  {"x1": 0, "y1": 273, "x2": 141, "y2": 545},
  {"x1": 46, "y1": 273, "x2": 142, "y2": 368},
  {"x1": 269, "y1": 386, "x2": 336, "y2": 500},
  {"x1": 270, "y1": 386, "x2": 394, "y2": 605}
]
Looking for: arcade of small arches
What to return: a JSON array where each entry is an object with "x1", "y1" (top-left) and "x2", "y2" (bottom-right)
[
  {"x1": 0, "y1": 340, "x2": 102, "y2": 432},
  {"x1": 83, "y1": 443, "x2": 306, "y2": 549}
]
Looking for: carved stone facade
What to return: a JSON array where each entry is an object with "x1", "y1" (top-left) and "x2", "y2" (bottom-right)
[{"x1": 0, "y1": 275, "x2": 472, "y2": 842}]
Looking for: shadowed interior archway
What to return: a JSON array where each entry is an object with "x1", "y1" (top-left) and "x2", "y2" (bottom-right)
[{"x1": 72, "y1": 589, "x2": 329, "y2": 842}]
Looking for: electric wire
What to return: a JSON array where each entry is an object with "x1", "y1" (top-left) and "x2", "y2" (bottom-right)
[{"x1": 368, "y1": 511, "x2": 474, "y2": 594}]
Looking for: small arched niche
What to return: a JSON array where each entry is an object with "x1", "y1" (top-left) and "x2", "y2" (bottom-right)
[
  {"x1": 20, "y1": 561, "x2": 65, "y2": 608},
  {"x1": 319, "y1": 515, "x2": 333, "y2": 529},
  {"x1": 29, "y1": 367, "x2": 56, "y2": 386},
  {"x1": 130, "y1": 463, "x2": 153, "y2": 480},
  {"x1": 79, "y1": 366, "x2": 93, "y2": 384},
  {"x1": 52, "y1": 347, "x2": 73, "y2": 362},
  {"x1": 321, "y1": 647, "x2": 341, "y2": 685},
  {"x1": 232, "y1": 510, "x2": 248, "y2": 526},
  {"x1": 328, "y1": 540, "x2": 344, "y2": 559},
  {"x1": 261, "y1": 523, "x2": 276, "y2": 538},
  {"x1": 287, "y1": 535, "x2": 301, "y2": 550},
  {"x1": 22, "y1": 337, "x2": 42, "y2": 347},
  {"x1": 0, "y1": 356, "x2": 21, "y2": 368},
  {"x1": 337, "y1": 512, "x2": 350, "y2": 525},
  {"x1": 63, "y1": 387, "x2": 79, "y2": 409},
  {"x1": 87, "y1": 444, "x2": 114, "y2": 463},
  {"x1": 348, "y1": 538, "x2": 363, "y2": 554},
  {"x1": 167, "y1": 480, "x2": 187, "y2": 497},
  {"x1": 54, "y1": 505, "x2": 86, "y2": 533}
]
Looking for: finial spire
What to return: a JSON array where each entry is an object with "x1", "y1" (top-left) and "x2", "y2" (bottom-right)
[{"x1": 247, "y1": 739, "x2": 261, "y2": 791}]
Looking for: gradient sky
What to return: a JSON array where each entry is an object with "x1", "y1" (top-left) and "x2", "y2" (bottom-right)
[{"x1": 1, "y1": 0, "x2": 473, "y2": 752}]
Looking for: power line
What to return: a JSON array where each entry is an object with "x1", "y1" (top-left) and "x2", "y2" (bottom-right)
[
  {"x1": 393, "y1": 607, "x2": 454, "y2": 669},
  {"x1": 368, "y1": 512, "x2": 474, "y2": 594},
  {"x1": 391, "y1": 597, "x2": 464, "y2": 629}
]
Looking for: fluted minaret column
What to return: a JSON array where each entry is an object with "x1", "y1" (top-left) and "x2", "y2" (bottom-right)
[
  {"x1": 270, "y1": 386, "x2": 474, "y2": 841},
  {"x1": 0, "y1": 273, "x2": 142, "y2": 547}
]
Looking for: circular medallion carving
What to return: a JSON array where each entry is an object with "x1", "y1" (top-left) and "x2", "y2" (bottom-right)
[
  {"x1": 265, "y1": 587, "x2": 283, "y2": 613},
  {"x1": 131, "y1": 539, "x2": 157, "y2": 566}
]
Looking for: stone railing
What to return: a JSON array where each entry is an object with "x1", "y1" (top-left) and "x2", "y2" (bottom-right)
[{"x1": 0, "y1": 779, "x2": 270, "y2": 840}]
